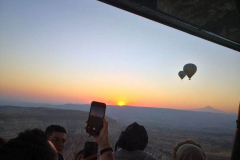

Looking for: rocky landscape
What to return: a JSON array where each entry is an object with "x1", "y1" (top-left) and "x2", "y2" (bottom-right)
[{"x1": 0, "y1": 105, "x2": 237, "y2": 160}]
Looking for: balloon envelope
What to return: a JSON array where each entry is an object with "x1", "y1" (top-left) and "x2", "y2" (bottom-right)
[
  {"x1": 178, "y1": 71, "x2": 186, "y2": 80},
  {"x1": 183, "y1": 63, "x2": 197, "y2": 80}
]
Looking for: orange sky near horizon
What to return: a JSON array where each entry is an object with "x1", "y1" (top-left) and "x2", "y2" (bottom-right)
[
  {"x1": 0, "y1": 0, "x2": 239, "y2": 113},
  {"x1": 0, "y1": 68, "x2": 239, "y2": 113}
]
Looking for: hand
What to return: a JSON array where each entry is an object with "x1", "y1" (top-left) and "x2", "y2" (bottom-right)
[{"x1": 84, "y1": 118, "x2": 110, "y2": 150}]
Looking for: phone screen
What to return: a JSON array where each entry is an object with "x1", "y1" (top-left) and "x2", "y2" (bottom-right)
[
  {"x1": 87, "y1": 101, "x2": 106, "y2": 135},
  {"x1": 84, "y1": 142, "x2": 98, "y2": 160}
]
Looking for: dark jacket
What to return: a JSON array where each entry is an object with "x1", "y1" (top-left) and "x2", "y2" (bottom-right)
[{"x1": 114, "y1": 149, "x2": 157, "y2": 160}]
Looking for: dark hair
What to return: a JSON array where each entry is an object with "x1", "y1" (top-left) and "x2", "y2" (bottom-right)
[
  {"x1": 45, "y1": 125, "x2": 66, "y2": 138},
  {"x1": 115, "y1": 122, "x2": 148, "y2": 151},
  {"x1": 0, "y1": 137, "x2": 6, "y2": 147},
  {"x1": 0, "y1": 128, "x2": 56, "y2": 160}
]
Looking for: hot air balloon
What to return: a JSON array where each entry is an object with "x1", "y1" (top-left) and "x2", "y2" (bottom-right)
[
  {"x1": 178, "y1": 71, "x2": 186, "y2": 80},
  {"x1": 183, "y1": 63, "x2": 197, "y2": 80}
]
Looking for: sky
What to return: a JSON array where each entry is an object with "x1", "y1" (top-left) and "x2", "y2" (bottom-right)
[{"x1": 0, "y1": 0, "x2": 240, "y2": 112}]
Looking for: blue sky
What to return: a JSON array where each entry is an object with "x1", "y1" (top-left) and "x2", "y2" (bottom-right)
[{"x1": 0, "y1": 0, "x2": 240, "y2": 112}]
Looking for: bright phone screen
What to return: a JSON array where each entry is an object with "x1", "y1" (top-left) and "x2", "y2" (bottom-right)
[{"x1": 88, "y1": 105, "x2": 105, "y2": 133}]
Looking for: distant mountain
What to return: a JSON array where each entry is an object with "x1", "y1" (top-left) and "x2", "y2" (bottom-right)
[
  {"x1": 0, "y1": 105, "x2": 236, "y2": 160},
  {"x1": 0, "y1": 104, "x2": 236, "y2": 131},
  {"x1": 0, "y1": 105, "x2": 121, "y2": 139},
  {"x1": 0, "y1": 105, "x2": 172, "y2": 160},
  {"x1": 191, "y1": 106, "x2": 226, "y2": 114},
  {"x1": 0, "y1": 106, "x2": 124, "y2": 160}
]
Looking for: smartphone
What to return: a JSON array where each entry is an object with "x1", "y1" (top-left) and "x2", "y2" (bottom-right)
[
  {"x1": 86, "y1": 101, "x2": 106, "y2": 135},
  {"x1": 84, "y1": 141, "x2": 98, "y2": 160}
]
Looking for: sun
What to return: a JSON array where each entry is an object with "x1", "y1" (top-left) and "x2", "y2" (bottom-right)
[{"x1": 118, "y1": 101, "x2": 125, "y2": 106}]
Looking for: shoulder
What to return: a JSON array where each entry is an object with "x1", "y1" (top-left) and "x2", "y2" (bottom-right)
[
  {"x1": 143, "y1": 151, "x2": 157, "y2": 160},
  {"x1": 114, "y1": 149, "x2": 125, "y2": 155}
]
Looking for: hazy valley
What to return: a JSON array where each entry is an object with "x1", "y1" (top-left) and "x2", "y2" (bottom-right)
[{"x1": 0, "y1": 104, "x2": 237, "y2": 160}]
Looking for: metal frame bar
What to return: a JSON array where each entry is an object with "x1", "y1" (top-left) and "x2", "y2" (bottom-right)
[{"x1": 98, "y1": 0, "x2": 240, "y2": 52}]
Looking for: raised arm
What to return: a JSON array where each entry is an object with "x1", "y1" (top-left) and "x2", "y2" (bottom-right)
[{"x1": 84, "y1": 118, "x2": 114, "y2": 160}]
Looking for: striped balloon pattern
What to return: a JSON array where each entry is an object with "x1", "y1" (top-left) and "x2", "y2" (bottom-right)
[{"x1": 183, "y1": 63, "x2": 197, "y2": 80}]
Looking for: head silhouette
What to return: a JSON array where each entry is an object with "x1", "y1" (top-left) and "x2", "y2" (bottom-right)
[
  {"x1": 0, "y1": 129, "x2": 57, "y2": 160},
  {"x1": 115, "y1": 122, "x2": 148, "y2": 151},
  {"x1": 0, "y1": 137, "x2": 6, "y2": 147},
  {"x1": 45, "y1": 125, "x2": 67, "y2": 153},
  {"x1": 173, "y1": 140, "x2": 206, "y2": 160}
]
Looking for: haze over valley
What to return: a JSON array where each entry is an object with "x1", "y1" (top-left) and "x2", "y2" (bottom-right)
[
  {"x1": 1, "y1": 1, "x2": 239, "y2": 160},
  {"x1": 0, "y1": 104, "x2": 237, "y2": 160}
]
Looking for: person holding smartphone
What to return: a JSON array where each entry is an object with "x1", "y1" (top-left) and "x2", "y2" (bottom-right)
[{"x1": 84, "y1": 118, "x2": 115, "y2": 160}]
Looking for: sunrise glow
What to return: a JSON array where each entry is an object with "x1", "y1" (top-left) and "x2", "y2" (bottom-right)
[
  {"x1": 118, "y1": 101, "x2": 125, "y2": 106},
  {"x1": 0, "y1": 0, "x2": 239, "y2": 113}
]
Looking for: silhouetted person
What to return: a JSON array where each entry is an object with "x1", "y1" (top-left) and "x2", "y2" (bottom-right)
[
  {"x1": 114, "y1": 122, "x2": 157, "y2": 160},
  {"x1": 172, "y1": 140, "x2": 207, "y2": 160},
  {"x1": 0, "y1": 137, "x2": 6, "y2": 148},
  {"x1": 0, "y1": 128, "x2": 58, "y2": 160},
  {"x1": 46, "y1": 125, "x2": 67, "y2": 153},
  {"x1": 231, "y1": 104, "x2": 240, "y2": 160},
  {"x1": 85, "y1": 118, "x2": 115, "y2": 160}
]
